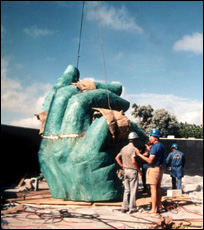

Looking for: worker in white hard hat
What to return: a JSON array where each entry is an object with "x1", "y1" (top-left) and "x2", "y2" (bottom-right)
[{"x1": 115, "y1": 132, "x2": 142, "y2": 214}]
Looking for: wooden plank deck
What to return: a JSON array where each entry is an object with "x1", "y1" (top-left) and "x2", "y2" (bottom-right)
[{"x1": 5, "y1": 187, "x2": 191, "y2": 208}]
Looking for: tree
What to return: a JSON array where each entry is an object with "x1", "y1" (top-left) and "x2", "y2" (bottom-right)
[
  {"x1": 132, "y1": 103, "x2": 153, "y2": 123},
  {"x1": 131, "y1": 103, "x2": 153, "y2": 133},
  {"x1": 178, "y1": 122, "x2": 203, "y2": 139},
  {"x1": 151, "y1": 109, "x2": 180, "y2": 137},
  {"x1": 131, "y1": 104, "x2": 180, "y2": 137}
]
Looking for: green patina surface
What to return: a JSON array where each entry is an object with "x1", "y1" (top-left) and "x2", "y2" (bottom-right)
[{"x1": 38, "y1": 65, "x2": 148, "y2": 201}]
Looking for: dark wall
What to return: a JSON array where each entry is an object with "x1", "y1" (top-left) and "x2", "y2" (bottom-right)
[
  {"x1": 160, "y1": 138, "x2": 203, "y2": 176},
  {"x1": 1, "y1": 125, "x2": 203, "y2": 186},
  {"x1": 1, "y1": 125, "x2": 42, "y2": 185}
]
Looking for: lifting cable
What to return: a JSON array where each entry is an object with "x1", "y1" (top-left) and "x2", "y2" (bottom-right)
[
  {"x1": 77, "y1": 1, "x2": 112, "y2": 110},
  {"x1": 76, "y1": 1, "x2": 85, "y2": 69},
  {"x1": 96, "y1": 1, "x2": 112, "y2": 110}
]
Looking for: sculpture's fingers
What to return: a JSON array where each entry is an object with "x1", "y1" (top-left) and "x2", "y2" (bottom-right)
[
  {"x1": 60, "y1": 89, "x2": 130, "y2": 135},
  {"x1": 43, "y1": 65, "x2": 79, "y2": 111},
  {"x1": 38, "y1": 85, "x2": 79, "y2": 198},
  {"x1": 55, "y1": 65, "x2": 79, "y2": 88},
  {"x1": 94, "y1": 82, "x2": 122, "y2": 96},
  {"x1": 72, "y1": 116, "x2": 111, "y2": 161},
  {"x1": 43, "y1": 85, "x2": 78, "y2": 136}
]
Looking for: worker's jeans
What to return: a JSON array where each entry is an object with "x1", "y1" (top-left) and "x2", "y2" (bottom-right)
[
  {"x1": 122, "y1": 168, "x2": 139, "y2": 212},
  {"x1": 172, "y1": 177, "x2": 182, "y2": 189}
]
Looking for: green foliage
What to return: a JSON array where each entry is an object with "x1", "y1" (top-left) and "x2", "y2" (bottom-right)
[
  {"x1": 131, "y1": 104, "x2": 180, "y2": 137},
  {"x1": 132, "y1": 104, "x2": 203, "y2": 139},
  {"x1": 132, "y1": 104, "x2": 153, "y2": 123},
  {"x1": 178, "y1": 122, "x2": 203, "y2": 139}
]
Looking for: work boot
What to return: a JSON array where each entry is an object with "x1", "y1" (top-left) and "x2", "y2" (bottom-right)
[
  {"x1": 129, "y1": 207, "x2": 138, "y2": 214},
  {"x1": 121, "y1": 209, "x2": 128, "y2": 213}
]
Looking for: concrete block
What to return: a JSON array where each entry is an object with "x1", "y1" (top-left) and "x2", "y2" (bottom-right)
[{"x1": 167, "y1": 189, "x2": 182, "y2": 197}]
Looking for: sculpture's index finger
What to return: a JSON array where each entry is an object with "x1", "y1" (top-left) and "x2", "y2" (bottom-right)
[
  {"x1": 55, "y1": 65, "x2": 80, "y2": 88},
  {"x1": 43, "y1": 65, "x2": 80, "y2": 111},
  {"x1": 94, "y1": 82, "x2": 122, "y2": 96}
]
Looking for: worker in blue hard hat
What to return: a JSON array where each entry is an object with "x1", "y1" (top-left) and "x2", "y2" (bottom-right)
[
  {"x1": 135, "y1": 128, "x2": 165, "y2": 214},
  {"x1": 149, "y1": 128, "x2": 161, "y2": 137},
  {"x1": 115, "y1": 131, "x2": 142, "y2": 214},
  {"x1": 166, "y1": 143, "x2": 185, "y2": 190}
]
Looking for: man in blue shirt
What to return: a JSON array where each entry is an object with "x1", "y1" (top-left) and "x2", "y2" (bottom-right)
[
  {"x1": 136, "y1": 128, "x2": 165, "y2": 214},
  {"x1": 166, "y1": 143, "x2": 185, "y2": 190}
]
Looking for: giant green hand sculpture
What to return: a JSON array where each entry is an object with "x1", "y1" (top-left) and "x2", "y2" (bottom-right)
[{"x1": 38, "y1": 65, "x2": 148, "y2": 202}]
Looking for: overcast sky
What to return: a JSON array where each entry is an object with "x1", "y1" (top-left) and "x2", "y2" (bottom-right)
[{"x1": 1, "y1": 1, "x2": 203, "y2": 129}]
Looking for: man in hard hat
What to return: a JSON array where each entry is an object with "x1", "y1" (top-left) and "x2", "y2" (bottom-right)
[
  {"x1": 166, "y1": 143, "x2": 185, "y2": 190},
  {"x1": 115, "y1": 131, "x2": 142, "y2": 214},
  {"x1": 135, "y1": 128, "x2": 165, "y2": 214}
]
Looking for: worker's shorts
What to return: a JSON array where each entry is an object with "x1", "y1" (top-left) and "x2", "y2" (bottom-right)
[{"x1": 146, "y1": 166, "x2": 163, "y2": 186}]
